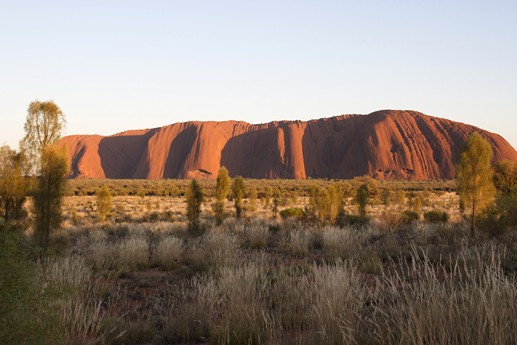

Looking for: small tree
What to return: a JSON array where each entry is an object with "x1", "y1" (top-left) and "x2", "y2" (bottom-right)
[
  {"x1": 327, "y1": 184, "x2": 342, "y2": 223},
  {"x1": 356, "y1": 183, "x2": 369, "y2": 217},
  {"x1": 96, "y1": 185, "x2": 112, "y2": 223},
  {"x1": 479, "y1": 160, "x2": 517, "y2": 235},
  {"x1": 263, "y1": 186, "x2": 272, "y2": 208},
  {"x1": 0, "y1": 146, "x2": 29, "y2": 223},
  {"x1": 232, "y1": 176, "x2": 246, "y2": 219},
  {"x1": 381, "y1": 188, "x2": 391, "y2": 207},
  {"x1": 213, "y1": 166, "x2": 229, "y2": 225},
  {"x1": 20, "y1": 100, "x2": 66, "y2": 172},
  {"x1": 314, "y1": 188, "x2": 330, "y2": 223},
  {"x1": 247, "y1": 186, "x2": 258, "y2": 213},
  {"x1": 307, "y1": 184, "x2": 318, "y2": 224},
  {"x1": 33, "y1": 145, "x2": 68, "y2": 254},
  {"x1": 186, "y1": 179, "x2": 204, "y2": 233},
  {"x1": 20, "y1": 100, "x2": 68, "y2": 254},
  {"x1": 493, "y1": 159, "x2": 517, "y2": 195},
  {"x1": 456, "y1": 132, "x2": 496, "y2": 236},
  {"x1": 272, "y1": 197, "x2": 279, "y2": 220}
]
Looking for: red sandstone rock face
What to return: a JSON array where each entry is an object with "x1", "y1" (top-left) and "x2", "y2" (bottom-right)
[{"x1": 60, "y1": 110, "x2": 517, "y2": 180}]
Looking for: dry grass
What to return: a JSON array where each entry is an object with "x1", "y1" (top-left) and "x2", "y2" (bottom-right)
[
  {"x1": 164, "y1": 255, "x2": 272, "y2": 344},
  {"x1": 163, "y1": 244, "x2": 517, "y2": 345},
  {"x1": 83, "y1": 229, "x2": 150, "y2": 273},
  {"x1": 367, "y1": 247, "x2": 517, "y2": 345},
  {"x1": 244, "y1": 223, "x2": 270, "y2": 249},
  {"x1": 24, "y1": 186, "x2": 517, "y2": 345},
  {"x1": 152, "y1": 236, "x2": 183, "y2": 270},
  {"x1": 281, "y1": 227, "x2": 312, "y2": 256},
  {"x1": 42, "y1": 256, "x2": 104, "y2": 345}
]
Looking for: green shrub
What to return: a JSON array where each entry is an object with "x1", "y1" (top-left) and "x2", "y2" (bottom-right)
[
  {"x1": 479, "y1": 194, "x2": 517, "y2": 236},
  {"x1": 344, "y1": 214, "x2": 371, "y2": 226},
  {"x1": 424, "y1": 210, "x2": 449, "y2": 223},
  {"x1": 279, "y1": 207, "x2": 306, "y2": 221},
  {"x1": 96, "y1": 185, "x2": 112, "y2": 223},
  {"x1": 401, "y1": 210, "x2": 420, "y2": 224}
]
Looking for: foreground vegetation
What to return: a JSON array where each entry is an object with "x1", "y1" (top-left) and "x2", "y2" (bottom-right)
[
  {"x1": 3, "y1": 214, "x2": 517, "y2": 345},
  {"x1": 3, "y1": 168, "x2": 517, "y2": 344},
  {"x1": 1, "y1": 101, "x2": 516, "y2": 344}
]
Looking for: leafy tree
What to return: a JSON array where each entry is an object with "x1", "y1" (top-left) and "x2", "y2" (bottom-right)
[
  {"x1": 356, "y1": 184, "x2": 369, "y2": 217},
  {"x1": 272, "y1": 197, "x2": 279, "y2": 220},
  {"x1": 0, "y1": 146, "x2": 29, "y2": 223},
  {"x1": 246, "y1": 186, "x2": 258, "y2": 213},
  {"x1": 381, "y1": 188, "x2": 391, "y2": 207},
  {"x1": 307, "y1": 184, "x2": 318, "y2": 224},
  {"x1": 213, "y1": 166, "x2": 229, "y2": 225},
  {"x1": 20, "y1": 100, "x2": 66, "y2": 172},
  {"x1": 312, "y1": 188, "x2": 328, "y2": 223},
  {"x1": 327, "y1": 184, "x2": 343, "y2": 223},
  {"x1": 352, "y1": 176, "x2": 379, "y2": 204},
  {"x1": 339, "y1": 181, "x2": 354, "y2": 199},
  {"x1": 96, "y1": 185, "x2": 112, "y2": 223},
  {"x1": 263, "y1": 186, "x2": 272, "y2": 208},
  {"x1": 456, "y1": 133, "x2": 496, "y2": 236},
  {"x1": 413, "y1": 195, "x2": 423, "y2": 214},
  {"x1": 20, "y1": 100, "x2": 68, "y2": 253},
  {"x1": 493, "y1": 159, "x2": 517, "y2": 195},
  {"x1": 394, "y1": 188, "x2": 406, "y2": 206},
  {"x1": 232, "y1": 176, "x2": 246, "y2": 219},
  {"x1": 186, "y1": 179, "x2": 204, "y2": 232},
  {"x1": 306, "y1": 184, "x2": 343, "y2": 224},
  {"x1": 479, "y1": 160, "x2": 517, "y2": 235},
  {"x1": 33, "y1": 145, "x2": 68, "y2": 254}
]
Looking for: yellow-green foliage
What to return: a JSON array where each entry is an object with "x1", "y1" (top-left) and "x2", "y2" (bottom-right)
[
  {"x1": 96, "y1": 185, "x2": 112, "y2": 223},
  {"x1": 186, "y1": 179, "x2": 204, "y2": 232},
  {"x1": 20, "y1": 100, "x2": 66, "y2": 171},
  {"x1": 213, "y1": 167, "x2": 230, "y2": 225},
  {"x1": 456, "y1": 133, "x2": 496, "y2": 233},
  {"x1": 232, "y1": 176, "x2": 246, "y2": 219},
  {"x1": 356, "y1": 183, "x2": 369, "y2": 217},
  {"x1": 0, "y1": 146, "x2": 29, "y2": 222},
  {"x1": 33, "y1": 145, "x2": 69, "y2": 253}
]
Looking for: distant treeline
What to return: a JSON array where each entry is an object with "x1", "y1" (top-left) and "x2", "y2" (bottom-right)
[{"x1": 66, "y1": 178, "x2": 456, "y2": 198}]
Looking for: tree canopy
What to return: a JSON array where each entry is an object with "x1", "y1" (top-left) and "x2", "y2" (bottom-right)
[
  {"x1": 20, "y1": 100, "x2": 66, "y2": 172},
  {"x1": 33, "y1": 145, "x2": 69, "y2": 253},
  {"x1": 186, "y1": 179, "x2": 204, "y2": 233},
  {"x1": 232, "y1": 176, "x2": 246, "y2": 219},
  {"x1": 213, "y1": 167, "x2": 230, "y2": 225},
  {"x1": 456, "y1": 132, "x2": 495, "y2": 235},
  {"x1": 0, "y1": 146, "x2": 29, "y2": 222}
]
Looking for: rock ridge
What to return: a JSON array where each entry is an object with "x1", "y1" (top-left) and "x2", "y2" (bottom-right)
[{"x1": 60, "y1": 110, "x2": 517, "y2": 180}]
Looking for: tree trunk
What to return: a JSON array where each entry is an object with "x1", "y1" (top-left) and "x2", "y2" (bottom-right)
[{"x1": 471, "y1": 200, "x2": 476, "y2": 237}]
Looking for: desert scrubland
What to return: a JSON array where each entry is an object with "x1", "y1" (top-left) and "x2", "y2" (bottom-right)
[{"x1": 2, "y1": 178, "x2": 517, "y2": 345}]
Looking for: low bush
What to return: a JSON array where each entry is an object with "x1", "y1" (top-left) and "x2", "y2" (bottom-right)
[
  {"x1": 424, "y1": 210, "x2": 449, "y2": 223},
  {"x1": 479, "y1": 194, "x2": 517, "y2": 236},
  {"x1": 279, "y1": 207, "x2": 306, "y2": 221},
  {"x1": 344, "y1": 214, "x2": 371, "y2": 226},
  {"x1": 401, "y1": 210, "x2": 420, "y2": 224}
]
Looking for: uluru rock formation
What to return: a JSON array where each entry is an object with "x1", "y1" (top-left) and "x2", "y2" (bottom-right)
[{"x1": 60, "y1": 110, "x2": 517, "y2": 180}]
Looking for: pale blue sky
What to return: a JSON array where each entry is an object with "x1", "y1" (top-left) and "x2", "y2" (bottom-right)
[{"x1": 1, "y1": 0, "x2": 516, "y2": 149}]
